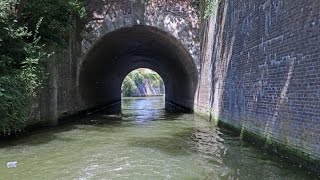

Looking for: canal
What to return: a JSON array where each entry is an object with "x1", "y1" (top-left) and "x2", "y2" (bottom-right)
[{"x1": 0, "y1": 97, "x2": 318, "y2": 179}]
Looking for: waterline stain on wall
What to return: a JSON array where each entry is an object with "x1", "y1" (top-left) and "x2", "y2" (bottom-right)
[{"x1": 195, "y1": 0, "x2": 320, "y2": 171}]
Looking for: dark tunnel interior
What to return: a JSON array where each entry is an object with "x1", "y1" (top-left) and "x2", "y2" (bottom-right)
[{"x1": 79, "y1": 26, "x2": 198, "y2": 113}]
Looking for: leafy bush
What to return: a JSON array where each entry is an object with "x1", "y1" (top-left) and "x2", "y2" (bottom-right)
[
  {"x1": 203, "y1": 0, "x2": 222, "y2": 19},
  {"x1": 0, "y1": 0, "x2": 85, "y2": 135},
  {"x1": 0, "y1": 73, "x2": 28, "y2": 134},
  {"x1": 122, "y1": 76, "x2": 137, "y2": 97},
  {"x1": 121, "y1": 69, "x2": 165, "y2": 97}
]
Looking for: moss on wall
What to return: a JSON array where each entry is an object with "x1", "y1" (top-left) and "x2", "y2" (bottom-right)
[{"x1": 194, "y1": 111, "x2": 320, "y2": 173}]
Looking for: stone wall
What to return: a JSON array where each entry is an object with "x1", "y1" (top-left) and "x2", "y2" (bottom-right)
[
  {"x1": 83, "y1": 0, "x2": 200, "y2": 65},
  {"x1": 79, "y1": 0, "x2": 200, "y2": 112},
  {"x1": 26, "y1": 0, "x2": 320, "y2": 170},
  {"x1": 195, "y1": 0, "x2": 320, "y2": 168},
  {"x1": 29, "y1": 0, "x2": 200, "y2": 125}
]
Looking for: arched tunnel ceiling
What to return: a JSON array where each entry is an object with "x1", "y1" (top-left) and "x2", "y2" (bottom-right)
[{"x1": 79, "y1": 26, "x2": 198, "y2": 111}]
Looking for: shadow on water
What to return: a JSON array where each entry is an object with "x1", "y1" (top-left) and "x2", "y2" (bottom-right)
[
  {"x1": 217, "y1": 128, "x2": 320, "y2": 179},
  {"x1": 0, "y1": 97, "x2": 188, "y2": 148},
  {"x1": 0, "y1": 97, "x2": 319, "y2": 179},
  {"x1": 80, "y1": 114, "x2": 124, "y2": 126},
  {"x1": 0, "y1": 113, "x2": 126, "y2": 148},
  {"x1": 127, "y1": 126, "x2": 196, "y2": 156},
  {"x1": 0, "y1": 124, "x2": 79, "y2": 148}
]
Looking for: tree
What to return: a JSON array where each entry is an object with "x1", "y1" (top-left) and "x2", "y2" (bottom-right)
[{"x1": 0, "y1": 0, "x2": 85, "y2": 135}]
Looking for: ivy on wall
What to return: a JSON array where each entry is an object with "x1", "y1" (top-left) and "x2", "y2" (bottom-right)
[
  {"x1": 201, "y1": 0, "x2": 222, "y2": 19},
  {"x1": 0, "y1": 0, "x2": 85, "y2": 135}
]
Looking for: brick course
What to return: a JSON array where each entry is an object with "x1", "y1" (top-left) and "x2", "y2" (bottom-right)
[{"x1": 195, "y1": 0, "x2": 320, "y2": 168}]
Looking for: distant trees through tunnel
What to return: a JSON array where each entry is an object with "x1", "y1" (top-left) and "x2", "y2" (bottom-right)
[{"x1": 121, "y1": 68, "x2": 165, "y2": 97}]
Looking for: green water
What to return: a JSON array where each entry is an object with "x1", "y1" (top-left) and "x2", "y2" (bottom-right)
[{"x1": 0, "y1": 97, "x2": 318, "y2": 179}]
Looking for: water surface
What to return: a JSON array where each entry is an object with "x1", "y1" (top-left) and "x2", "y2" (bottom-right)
[{"x1": 0, "y1": 97, "x2": 318, "y2": 179}]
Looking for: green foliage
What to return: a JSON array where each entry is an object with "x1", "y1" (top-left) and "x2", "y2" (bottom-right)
[
  {"x1": 122, "y1": 76, "x2": 137, "y2": 97},
  {"x1": 0, "y1": 73, "x2": 28, "y2": 135},
  {"x1": 21, "y1": 0, "x2": 85, "y2": 46},
  {"x1": 121, "y1": 69, "x2": 165, "y2": 97},
  {"x1": 0, "y1": 0, "x2": 85, "y2": 135},
  {"x1": 203, "y1": 0, "x2": 221, "y2": 19},
  {"x1": 132, "y1": 71, "x2": 145, "y2": 85}
]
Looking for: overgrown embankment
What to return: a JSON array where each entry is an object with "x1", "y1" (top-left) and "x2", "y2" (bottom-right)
[
  {"x1": 0, "y1": 0, "x2": 84, "y2": 135},
  {"x1": 121, "y1": 69, "x2": 165, "y2": 97}
]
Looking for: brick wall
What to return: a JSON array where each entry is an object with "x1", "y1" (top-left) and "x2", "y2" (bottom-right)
[
  {"x1": 30, "y1": 0, "x2": 201, "y2": 125},
  {"x1": 196, "y1": 0, "x2": 320, "y2": 166}
]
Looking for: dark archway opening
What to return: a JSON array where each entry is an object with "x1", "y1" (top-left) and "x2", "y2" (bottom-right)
[{"x1": 79, "y1": 26, "x2": 198, "y2": 113}]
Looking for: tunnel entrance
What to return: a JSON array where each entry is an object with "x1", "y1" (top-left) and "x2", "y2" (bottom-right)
[
  {"x1": 121, "y1": 68, "x2": 165, "y2": 98},
  {"x1": 121, "y1": 68, "x2": 165, "y2": 111},
  {"x1": 79, "y1": 26, "x2": 198, "y2": 113}
]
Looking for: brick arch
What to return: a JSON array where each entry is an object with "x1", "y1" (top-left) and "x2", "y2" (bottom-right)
[
  {"x1": 81, "y1": 0, "x2": 200, "y2": 66},
  {"x1": 76, "y1": 0, "x2": 201, "y2": 112},
  {"x1": 79, "y1": 25, "x2": 198, "y2": 112}
]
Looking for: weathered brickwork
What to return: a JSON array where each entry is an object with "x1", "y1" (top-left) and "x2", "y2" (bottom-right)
[
  {"x1": 26, "y1": 0, "x2": 320, "y2": 169},
  {"x1": 195, "y1": 0, "x2": 320, "y2": 167},
  {"x1": 82, "y1": 0, "x2": 200, "y2": 65},
  {"x1": 29, "y1": 0, "x2": 200, "y2": 125}
]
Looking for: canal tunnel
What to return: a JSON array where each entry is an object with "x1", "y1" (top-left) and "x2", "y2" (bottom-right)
[{"x1": 79, "y1": 26, "x2": 198, "y2": 113}]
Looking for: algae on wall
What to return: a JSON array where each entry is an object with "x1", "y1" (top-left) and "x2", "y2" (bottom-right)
[{"x1": 195, "y1": 0, "x2": 320, "y2": 171}]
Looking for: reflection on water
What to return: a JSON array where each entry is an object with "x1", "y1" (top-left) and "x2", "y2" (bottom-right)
[
  {"x1": 0, "y1": 97, "x2": 318, "y2": 179},
  {"x1": 121, "y1": 97, "x2": 165, "y2": 124}
]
